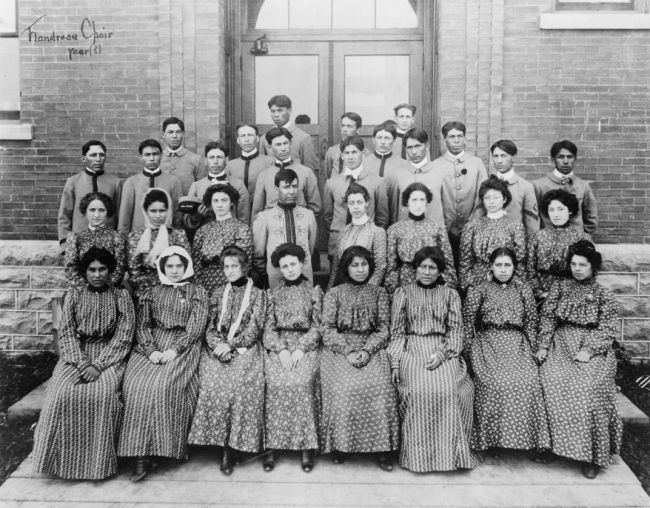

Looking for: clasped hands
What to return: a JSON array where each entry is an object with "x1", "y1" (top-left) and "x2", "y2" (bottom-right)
[
  {"x1": 278, "y1": 348, "x2": 304, "y2": 371},
  {"x1": 534, "y1": 347, "x2": 591, "y2": 364},
  {"x1": 346, "y1": 349, "x2": 370, "y2": 369},
  {"x1": 148, "y1": 349, "x2": 178, "y2": 364},
  {"x1": 213, "y1": 342, "x2": 234, "y2": 362},
  {"x1": 79, "y1": 364, "x2": 101, "y2": 383}
]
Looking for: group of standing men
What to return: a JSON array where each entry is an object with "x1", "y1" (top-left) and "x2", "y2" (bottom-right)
[{"x1": 57, "y1": 94, "x2": 598, "y2": 285}]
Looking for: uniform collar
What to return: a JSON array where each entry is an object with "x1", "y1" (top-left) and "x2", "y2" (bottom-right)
[
  {"x1": 165, "y1": 146, "x2": 187, "y2": 157},
  {"x1": 444, "y1": 151, "x2": 466, "y2": 163},
  {"x1": 496, "y1": 169, "x2": 517, "y2": 183}
]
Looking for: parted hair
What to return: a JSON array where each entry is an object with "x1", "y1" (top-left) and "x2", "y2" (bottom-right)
[
  {"x1": 403, "y1": 128, "x2": 428, "y2": 145},
  {"x1": 393, "y1": 103, "x2": 416, "y2": 115},
  {"x1": 412, "y1": 246, "x2": 446, "y2": 273},
  {"x1": 143, "y1": 189, "x2": 170, "y2": 210},
  {"x1": 82, "y1": 140, "x2": 106, "y2": 156},
  {"x1": 550, "y1": 139, "x2": 578, "y2": 158},
  {"x1": 479, "y1": 175, "x2": 512, "y2": 208},
  {"x1": 274, "y1": 168, "x2": 298, "y2": 187},
  {"x1": 220, "y1": 245, "x2": 250, "y2": 272},
  {"x1": 373, "y1": 122, "x2": 396, "y2": 139},
  {"x1": 490, "y1": 139, "x2": 517, "y2": 156},
  {"x1": 401, "y1": 182, "x2": 433, "y2": 207},
  {"x1": 203, "y1": 183, "x2": 240, "y2": 208},
  {"x1": 271, "y1": 243, "x2": 306, "y2": 267},
  {"x1": 79, "y1": 247, "x2": 117, "y2": 274},
  {"x1": 335, "y1": 245, "x2": 375, "y2": 287},
  {"x1": 204, "y1": 141, "x2": 230, "y2": 158},
  {"x1": 79, "y1": 192, "x2": 116, "y2": 217},
  {"x1": 267, "y1": 95, "x2": 292, "y2": 109},
  {"x1": 340, "y1": 135, "x2": 365, "y2": 152},
  {"x1": 344, "y1": 183, "x2": 370, "y2": 204},
  {"x1": 540, "y1": 189, "x2": 579, "y2": 218},
  {"x1": 567, "y1": 239, "x2": 602, "y2": 275},
  {"x1": 235, "y1": 122, "x2": 260, "y2": 136},
  {"x1": 265, "y1": 126, "x2": 293, "y2": 144},
  {"x1": 441, "y1": 121, "x2": 466, "y2": 137},
  {"x1": 162, "y1": 117, "x2": 185, "y2": 132},
  {"x1": 488, "y1": 246, "x2": 519, "y2": 268},
  {"x1": 159, "y1": 253, "x2": 189, "y2": 272},
  {"x1": 138, "y1": 139, "x2": 162, "y2": 155},
  {"x1": 341, "y1": 112, "x2": 362, "y2": 128}
]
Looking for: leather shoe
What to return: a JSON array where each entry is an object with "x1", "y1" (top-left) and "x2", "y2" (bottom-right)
[
  {"x1": 263, "y1": 450, "x2": 275, "y2": 472},
  {"x1": 221, "y1": 447, "x2": 233, "y2": 475},
  {"x1": 378, "y1": 453, "x2": 393, "y2": 472},
  {"x1": 130, "y1": 456, "x2": 148, "y2": 482},
  {"x1": 301, "y1": 449, "x2": 314, "y2": 473},
  {"x1": 582, "y1": 463, "x2": 598, "y2": 479}
]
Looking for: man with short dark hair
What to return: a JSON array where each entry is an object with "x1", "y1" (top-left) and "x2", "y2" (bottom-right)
[
  {"x1": 393, "y1": 103, "x2": 417, "y2": 159},
  {"x1": 253, "y1": 169, "x2": 318, "y2": 289},
  {"x1": 57, "y1": 140, "x2": 123, "y2": 250},
  {"x1": 532, "y1": 140, "x2": 597, "y2": 234},
  {"x1": 159, "y1": 116, "x2": 207, "y2": 195},
  {"x1": 259, "y1": 95, "x2": 319, "y2": 172},
  {"x1": 362, "y1": 122, "x2": 410, "y2": 182},
  {"x1": 323, "y1": 112, "x2": 369, "y2": 179}
]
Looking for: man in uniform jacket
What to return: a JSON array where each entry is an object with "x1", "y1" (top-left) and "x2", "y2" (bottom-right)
[
  {"x1": 392, "y1": 103, "x2": 417, "y2": 160},
  {"x1": 363, "y1": 122, "x2": 410, "y2": 183},
  {"x1": 322, "y1": 112, "x2": 369, "y2": 180},
  {"x1": 159, "y1": 116, "x2": 207, "y2": 195}
]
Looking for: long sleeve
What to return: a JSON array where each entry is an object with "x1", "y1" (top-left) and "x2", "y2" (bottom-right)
[
  {"x1": 373, "y1": 181, "x2": 389, "y2": 229},
  {"x1": 63, "y1": 232, "x2": 86, "y2": 289},
  {"x1": 437, "y1": 227, "x2": 458, "y2": 288},
  {"x1": 237, "y1": 223, "x2": 255, "y2": 267},
  {"x1": 58, "y1": 290, "x2": 90, "y2": 369},
  {"x1": 322, "y1": 181, "x2": 334, "y2": 235},
  {"x1": 118, "y1": 179, "x2": 135, "y2": 234},
  {"x1": 252, "y1": 215, "x2": 268, "y2": 280},
  {"x1": 322, "y1": 289, "x2": 354, "y2": 355},
  {"x1": 586, "y1": 287, "x2": 619, "y2": 356},
  {"x1": 251, "y1": 175, "x2": 267, "y2": 220},
  {"x1": 462, "y1": 285, "x2": 482, "y2": 352},
  {"x1": 444, "y1": 289, "x2": 464, "y2": 357},
  {"x1": 521, "y1": 283, "x2": 539, "y2": 349},
  {"x1": 522, "y1": 184, "x2": 540, "y2": 237},
  {"x1": 231, "y1": 289, "x2": 266, "y2": 348},
  {"x1": 458, "y1": 222, "x2": 475, "y2": 290},
  {"x1": 582, "y1": 184, "x2": 598, "y2": 235},
  {"x1": 205, "y1": 291, "x2": 227, "y2": 350},
  {"x1": 135, "y1": 290, "x2": 158, "y2": 357},
  {"x1": 191, "y1": 227, "x2": 205, "y2": 273},
  {"x1": 323, "y1": 147, "x2": 336, "y2": 180},
  {"x1": 304, "y1": 169, "x2": 322, "y2": 217},
  {"x1": 361, "y1": 287, "x2": 390, "y2": 355},
  {"x1": 170, "y1": 286, "x2": 209, "y2": 354},
  {"x1": 127, "y1": 234, "x2": 148, "y2": 291},
  {"x1": 384, "y1": 176, "x2": 401, "y2": 225},
  {"x1": 307, "y1": 211, "x2": 318, "y2": 255},
  {"x1": 236, "y1": 185, "x2": 251, "y2": 225},
  {"x1": 93, "y1": 289, "x2": 135, "y2": 371},
  {"x1": 327, "y1": 253, "x2": 341, "y2": 289},
  {"x1": 538, "y1": 281, "x2": 561, "y2": 350},
  {"x1": 262, "y1": 290, "x2": 286, "y2": 352},
  {"x1": 297, "y1": 286, "x2": 322, "y2": 353},
  {"x1": 113, "y1": 180, "x2": 123, "y2": 223},
  {"x1": 526, "y1": 233, "x2": 541, "y2": 293},
  {"x1": 387, "y1": 287, "x2": 408, "y2": 369},
  {"x1": 111, "y1": 232, "x2": 127, "y2": 287},
  {"x1": 368, "y1": 227, "x2": 387, "y2": 286},
  {"x1": 298, "y1": 135, "x2": 320, "y2": 173},
  {"x1": 513, "y1": 223, "x2": 528, "y2": 282},
  {"x1": 385, "y1": 225, "x2": 399, "y2": 294},
  {"x1": 57, "y1": 178, "x2": 75, "y2": 245},
  {"x1": 170, "y1": 179, "x2": 184, "y2": 230}
]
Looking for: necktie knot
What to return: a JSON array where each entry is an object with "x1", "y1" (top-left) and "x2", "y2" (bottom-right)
[
  {"x1": 275, "y1": 159, "x2": 293, "y2": 169},
  {"x1": 561, "y1": 177, "x2": 573, "y2": 185}
]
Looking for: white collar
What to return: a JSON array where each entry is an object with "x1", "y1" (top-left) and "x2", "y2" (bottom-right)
[
  {"x1": 343, "y1": 165, "x2": 363, "y2": 178},
  {"x1": 410, "y1": 158, "x2": 429, "y2": 170},
  {"x1": 167, "y1": 146, "x2": 183, "y2": 154},
  {"x1": 215, "y1": 212, "x2": 232, "y2": 221},
  {"x1": 276, "y1": 157, "x2": 292, "y2": 164},
  {"x1": 241, "y1": 148, "x2": 258, "y2": 157},
  {"x1": 209, "y1": 169, "x2": 227, "y2": 178},
  {"x1": 497, "y1": 168, "x2": 515, "y2": 182},
  {"x1": 487, "y1": 210, "x2": 507, "y2": 219},
  {"x1": 448, "y1": 150, "x2": 465, "y2": 161},
  {"x1": 396, "y1": 127, "x2": 408, "y2": 135},
  {"x1": 281, "y1": 121, "x2": 292, "y2": 129},
  {"x1": 553, "y1": 169, "x2": 574, "y2": 180},
  {"x1": 143, "y1": 167, "x2": 160, "y2": 174},
  {"x1": 351, "y1": 215, "x2": 370, "y2": 226}
]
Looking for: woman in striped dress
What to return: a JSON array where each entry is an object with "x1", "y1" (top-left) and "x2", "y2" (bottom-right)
[
  {"x1": 192, "y1": 183, "x2": 254, "y2": 297},
  {"x1": 385, "y1": 183, "x2": 456, "y2": 295},
  {"x1": 327, "y1": 183, "x2": 387, "y2": 289},
  {"x1": 263, "y1": 243, "x2": 323, "y2": 473},
  {"x1": 188, "y1": 245, "x2": 266, "y2": 475},
  {"x1": 536, "y1": 240, "x2": 622, "y2": 479},
  {"x1": 320, "y1": 246, "x2": 399, "y2": 470},
  {"x1": 33, "y1": 247, "x2": 135, "y2": 479},
  {"x1": 388, "y1": 246, "x2": 477, "y2": 472},
  {"x1": 127, "y1": 188, "x2": 190, "y2": 298},
  {"x1": 118, "y1": 246, "x2": 209, "y2": 482},
  {"x1": 64, "y1": 192, "x2": 126, "y2": 289}
]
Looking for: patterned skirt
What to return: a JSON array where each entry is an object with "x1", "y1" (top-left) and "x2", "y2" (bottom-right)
[
  {"x1": 33, "y1": 342, "x2": 124, "y2": 480},
  {"x1": 188, "y1": 344, "x2": 264, "y2": 452},
  {"x1": 397, "y1": 334, "x2": 478, "y2": 472},
  {"x1": 470, "y1": 328, "x2": 550, "y2": 451},
  {"x1": 540, "y1": 324, "x2": 622, "y2": 467},
  {"x1": 319, "y1": 346, "x2": 399, "y2": 454}
]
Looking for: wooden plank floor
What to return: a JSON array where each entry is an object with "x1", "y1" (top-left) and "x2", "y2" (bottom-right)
[{"x1": 1, "y1": 448, "x2": 649, "y2": 507}]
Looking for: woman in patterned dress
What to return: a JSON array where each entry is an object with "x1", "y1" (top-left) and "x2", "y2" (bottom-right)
[
  {"x1": 385, "y1": 183, "x2": 456, "y2": 295},
  {"x1": 192, "y1": 183, "x2": 254, "y2": 297},
  {"x1": 320, "y1": 246, "x2": 399, "y2": 470},
  {"x1": 188, "y1": 245, "x2": 265, "y2": 475},
  {"x1": 262, "y1": 243, "x2": 323, "y2": 473},
  {"x1": 64, "y1": 192, "x2": 126, "y2": 289},
  {"x1": 459, "y1": 175, "x2": 526, "y2": 293},
  {"x1": 388, "y1": 246, "x2": 477, "y2": 472},
  {"x1": 527, "y1": 189, "x2": 591, "y2": 300},
  {"x1": 463, "y1": 247, "x2": 549, "y2": 456},
  {"x1": 33, "y1": 247, "x2": 135, "y2": 479},
  {"x1": 327, "y1": 183, "x2": 387, "y2": 289},
  {"x1": 118, "y1": 246, "x2": 209, "y2": 482},
  {"x1": 127, "y1": 188, "x2": 190, "y2": 298},
  {"x1": 535, "y1": 240, "x2": 622, "y2": 479}
]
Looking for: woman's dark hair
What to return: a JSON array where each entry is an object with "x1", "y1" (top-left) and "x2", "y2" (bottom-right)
[
  {"x1": 488, "y1": 247, "x2": 518, "y2": 268},
  {"x1": 540, "y1": 189, "x2": 579, "y2": 218},
  {"x1": 490, "y1": 139, "x2": 517, "y2": 156},
  {"x1": 412, "y1": 246, "x2": 446, "y2": 273},
  {"x1": 79, "y1": 247, "x2": 117, "y2": 274},
  {"x1": 271, "y1": 243, "x2": 306, "y2": 268},
  {"x1": 203, "y1": 183, "x2": 240, "y2": 208},
  {"x1": 334, "y1": 245, "x2": 375, "y2": 287},
  {"x1": 143, "y1": 189, "x2": 169, "y2": 211},
  {"x1": 478, "y1": 175, "x2": 512, "y2": 208},
  {"x1": 159, "y1": 253, "x2": 189, "y2": 273},
  {"x1": 79, "y1": 192, "x2": 116, "y2": 217},
  {"x1": 220, "y1": 245, "x2": 250, "y2": 272},
  {"x1": 401, "y1": 182, "x2": 433, "y2": 207},
  {"x1": 567, "y1": 239, "x2": 602, "y2": 275},
  {"x1": 344, "y1": 183, "x2": 370, "y2": 204},
  {"x1": 339, "y1": 135, "x2": 365, "y2": 153}
]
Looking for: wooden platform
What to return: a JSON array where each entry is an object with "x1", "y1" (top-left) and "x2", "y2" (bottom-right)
[{"x1": 1, "y1": 448, "x2": 649, "y2": 507}]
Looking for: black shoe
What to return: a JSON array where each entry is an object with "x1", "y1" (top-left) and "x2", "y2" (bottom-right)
[
  {"x1": 531, "y1": 450, "x2": 555, "y2": 464},
  {"x1": 221, "y1": 447, "x2": 233, "y2": 475},
  {"x1": 130, "y1": 456, "x2": 148, "y2": 482},
  {"x1": 582, "y1": 462, "x2": 599, "y2": 479},
  {"x1": 331, "y1": 451, "x2": 344, "y2": 464},
  {"x1": 378, "y1": 453, "x2": 393, "y2": 472},
  {"x1": 263, "y1": 450, "x2": 275, "y2": 472},
  {"x1": 301, "y1": 449, "x2": 314, "y2": 473}
]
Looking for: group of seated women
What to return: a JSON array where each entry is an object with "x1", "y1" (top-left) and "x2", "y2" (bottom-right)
[{"x1": 32, "y1": 175, "x2": 621, "y2": 483}]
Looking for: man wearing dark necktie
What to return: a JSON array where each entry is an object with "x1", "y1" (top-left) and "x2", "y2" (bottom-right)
[
  {"x1": 322, "y1": 112, "x2": 369, "y2": 180},
  {"x1": 532, "y1": 140, "x2": 597, "y2": 234},
  {"x1": 393, "y1": 103, "x2": 417, "y2": 159},
  {"x1": 226, "y1": 123, "x2": 274, "y2": 204},
  {"x1": 57, "y1": 140, "x2": 123, "y2": 251}
]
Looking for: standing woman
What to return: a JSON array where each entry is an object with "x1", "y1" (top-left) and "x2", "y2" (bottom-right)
[
  {"x1": 385, "y1": 182, "x2": 456, "y2": 294},
  {"x1": 320, "y1": 246, "x2": 399, "y2": 470},
  {"x1": 127, "y1": 188, "x2": 190, "y2": 298},
  {"x1": 64, "y1": 192, "x2": 126, "y2": 289},
  {"x1": 388, "y1": 247, "x2": 477, "y2": 472},
  {"x1": 536, "y1": 240, "x2": 622, "y2": 479},
  {"x1": 463, "y1": 247, "x2": 549, "y2": 456},
  {"x1": 263, "y1": 243, "x2": 323, "y2": 473},
  {"x1": 527, "y1": 189, "x2": 591, "y2": 300},
  {"x1": 33, "y1": 248, "x2": 134, "y2": 479},
  {"x1": 118, "y1": 246, "x2": 208, "y2": 482},
  {"x1": 192, "y1": 183, "x2": 254, "y2": 297},
  {"x1": 327, "y1": 183, "x2": 387, "y2": 289},
  {"x1": 188, "y1": 245, "x2": 266, "y2": 475},
  {"x1": 459, "y1": 175, "x2": 526, "y2": 293}
]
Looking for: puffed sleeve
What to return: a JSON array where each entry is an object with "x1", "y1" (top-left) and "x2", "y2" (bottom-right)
[
  {"x1": 538, "y1": 281, "x2": 562, "y2": 350},
  {"x1": 443, "y1": 288, "x2": 464, "y2": 358},
  {"x1": 262, "y1": 289, "x2": 286, "y2": 352},
  {"x1": 387, "y1": 287, "x2": 408, "y2": 369},
  {"x1": 93, "y1": 289, "x2": 135, "y2": 371},
  {"x1": 586, "y1": 286, "x2": 619, "y2": 356},
  {"x1": 520, "y1": 282, "x2": 539, "y2": 350},
  {"x1": 58, "y1": 290, "x2": 90, "y2": 370},
  {"x1": 63, "y1": 232, "x2": 86, "y2": 289},
  {"x1": 111, "y1": 231, "x2": 127, "y2": 287},
  {"x1": 297, "y1": 285, "x2": 323, "y2": 353},
  {"x1": 385, "y1": 224, "x2": 399, "y2": 294},
  {"x1": 458, "y1": 221, "x2": 475, "y2": 291},
  {"x1": 169, "y1": 285, "x2": 209, "y2": 354},
  {"x1": 230, "y1": 288, "x2": 266, "y2": 349},
  {"x1": 462, "y1": 284, "x2": 482, "y2": 352},
  {"x1": 322, "y1": 287, "x2": 353, "y2": 355},
  {"x1": 361, "y1": 287, "x2": 390, "y2": 356},
  {"x1": 368, "y1": 226, "x2": 387, "y2": 286}
]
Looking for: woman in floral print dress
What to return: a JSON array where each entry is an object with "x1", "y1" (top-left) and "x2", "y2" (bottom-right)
[
  {"x1": 262, "y1": 243, "x2": 323, "y2": 473},
  {"x1": 188, "y1": 245, "x2": 265, "y2": 475},
  {"x1": 527, "y1": 189, "x2": 591, "y2": 299},
  {"x1": 536, "y1": 240, "x2": 622, "y2": 479},
  {"x1": 192, "y1": 183, "x2": 254, "y2": 297},
  {"x1": 320, "y1": 246, "x2": 399, "y2": 470},
  {"x1": 463, "y1": 247, "x2": 549, "y2": 455}
]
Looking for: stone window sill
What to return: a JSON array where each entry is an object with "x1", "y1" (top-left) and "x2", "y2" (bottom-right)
[
  {"x1": 0, "y1": 122, "x2": 33, "y2": 140},
  {"x1": 540, "y1": 11, "x2": 650, "y2": 29}
]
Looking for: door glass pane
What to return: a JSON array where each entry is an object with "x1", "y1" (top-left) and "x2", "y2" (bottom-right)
[
  {"x1": 332, "y1": 0, "x2": 374, "y2": 29},
  {"x1": 256, "y1": 0, "x2": 289, "y2": 29},
  {"x1": 255, "y1": 56, "x2": 319, "y2": 124},
  {"x1": 289, "y1": 0, "x2": 331, "y2": 28},
  {"x1": 376, "y1": 0, "x2": 418, "y2": 28},
  {"x1": 344, "y1": 55, "x2": 409, "y2": 125}
]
